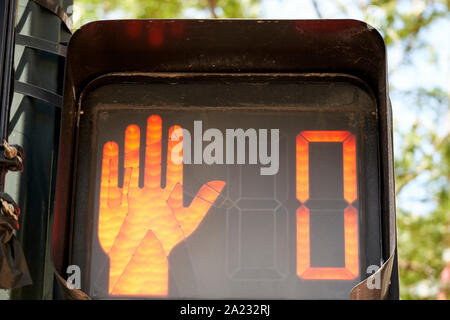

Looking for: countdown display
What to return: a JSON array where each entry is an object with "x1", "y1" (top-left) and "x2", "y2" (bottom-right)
[
  {"x1": 70, "y1": 74, "x2": 382, "y2": 299},
  {"x1": 296, "y1": 131, "x2": 359, "y2": 280}
]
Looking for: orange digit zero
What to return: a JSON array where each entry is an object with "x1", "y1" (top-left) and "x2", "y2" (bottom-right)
[{"x1": 296, "y1": 131, "x2": 359, "y2": 280}]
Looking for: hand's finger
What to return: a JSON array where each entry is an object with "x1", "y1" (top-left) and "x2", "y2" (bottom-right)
[
  {"x1": 144, "y1": 115, "x2": 162, "y2": 189},
  {"x1": 168, "y1": 180, "x2": 225, "y2": 238},
  {"x1": 99, "y1": 142, "x2": 125, "y2": 253},
  {"x1": 100, "y1": 142, "x2": 120, "y2": 207},
  {"x1": 124, "y1": 124, "x2": 140, "y2": 189},
  {"x1": 165, "y1": 125, "x2": 183, "y2": 194},
  {"x1": 111, "y1": 230, "x2": 168, "y2": 296}
]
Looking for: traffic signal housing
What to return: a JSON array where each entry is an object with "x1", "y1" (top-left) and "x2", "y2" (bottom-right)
[{"x1": 52, "y1": 19, "x2": 398, "y2": 299}]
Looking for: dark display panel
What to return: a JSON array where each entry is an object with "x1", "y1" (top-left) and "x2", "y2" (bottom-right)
[{"x1": 71, "y1": 74, "x2": 382, "y2": 299}]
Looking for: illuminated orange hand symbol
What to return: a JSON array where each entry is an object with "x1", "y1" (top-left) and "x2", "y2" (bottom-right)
[{"x1": 98, "y1": 115, "x2": 225, "y2": 296}]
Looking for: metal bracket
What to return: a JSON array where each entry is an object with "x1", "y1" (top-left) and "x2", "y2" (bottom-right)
[
  {"x1": 30, "y1": 0, "x2": 73, "y2": 33},
  {"x1": 0, "y1": 191, "x2": 20, "y2": 222},
  {"x1": 15, "y1": 33, "x2": 67, "y2": 57},
  {"x1": 14, "y1": 80, "x2": 63, "y2": 108},
  {"x1": 0, "y1": 141, "x2": 24, "y2": 172}
]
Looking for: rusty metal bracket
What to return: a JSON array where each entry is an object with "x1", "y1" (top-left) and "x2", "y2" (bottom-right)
[
  {"x1": 0, "y1": 140, "x2": 24, "y2": 172},
  {"x1": 0, "y1": 192, "x2": 20, "y2": 222}
]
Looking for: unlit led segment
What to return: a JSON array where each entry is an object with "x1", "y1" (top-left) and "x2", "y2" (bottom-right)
[
  {"x1": 296, "y1": 130, "x2": 359, "y2": 280},
  {"x1": 97, "y1": 115, "x2": 225, "y2": 296}
]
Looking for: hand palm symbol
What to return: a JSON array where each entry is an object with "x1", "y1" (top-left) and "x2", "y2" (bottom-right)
[{"x1": 98, "y1": 115, "x2": 225, "y2": 296}]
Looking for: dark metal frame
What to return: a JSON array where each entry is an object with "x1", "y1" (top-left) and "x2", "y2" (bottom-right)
[
  {"x1": 0, "y1": 0, "x2": 16, "y2": 190},
  {"x1": 6, "y1": 0, "x2": 72, "y2": 300},
  {"x1": 53, "y1": 19, "x2": 398, "y2": 299}
]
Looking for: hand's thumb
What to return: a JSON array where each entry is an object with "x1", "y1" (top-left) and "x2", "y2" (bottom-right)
[{"x1": 168, "y1": 181, "x2": 225, "y2": 238}]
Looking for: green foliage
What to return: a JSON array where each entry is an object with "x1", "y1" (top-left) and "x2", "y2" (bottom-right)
[
  {"x1": 363, "y1": 0, "x2": 449, "y2": 46},
  {"x1": 397, "y1": 186, "x2": 449, "y2": 299},
  {"x1": 73, "y1": 0, "x2": 261, "y2": 28},
  {"x1": 73, "y1": 0, "x2": 449, "y2": 299}
]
